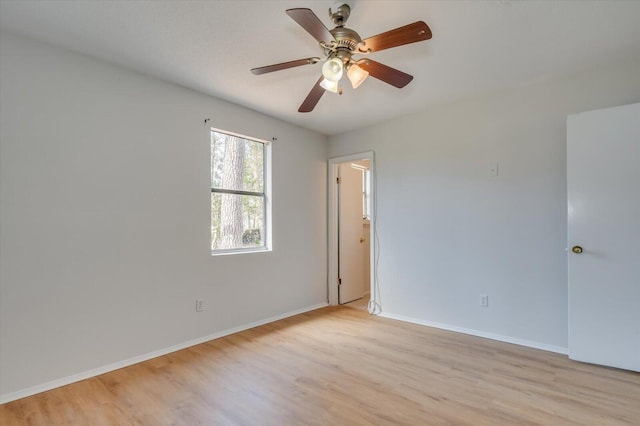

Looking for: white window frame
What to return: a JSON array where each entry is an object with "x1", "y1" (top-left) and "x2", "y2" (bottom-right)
[{"x1": 210, "y1": 127, "x2": 272, "y2": 256}]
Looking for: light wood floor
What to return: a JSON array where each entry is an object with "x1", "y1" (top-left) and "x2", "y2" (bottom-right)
[
  {"x1": 1, "y1": 306, "x2": 639, "y2": 425},
  {"x1": 344, "y1": 296, "x2": 369, "y2": 311}
]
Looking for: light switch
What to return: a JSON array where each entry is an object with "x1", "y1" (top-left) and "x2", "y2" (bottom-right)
[{"x1": 488, "y1": 162, "x2": 499, "y2": 177}]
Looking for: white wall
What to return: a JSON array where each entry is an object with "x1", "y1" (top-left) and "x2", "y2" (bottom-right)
[
  {"x1": 0, "y1": 32, "x2": 328, "y2": 399},
  {"x1": 329, "y1": 58, "x2": 640, "y2": 351}
]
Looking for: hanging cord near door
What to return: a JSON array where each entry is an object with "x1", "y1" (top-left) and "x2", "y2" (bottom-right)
[{"x1": 368, "y1": 153, "x2": 382, "y2": 315}]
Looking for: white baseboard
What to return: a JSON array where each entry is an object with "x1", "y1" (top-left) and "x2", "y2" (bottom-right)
[
  {"x1": 378, "y1": 311, "x2": 568, "y2": 355},
  {"x1": 0, "y1": 303, "x2": 328, "y2": 404}
]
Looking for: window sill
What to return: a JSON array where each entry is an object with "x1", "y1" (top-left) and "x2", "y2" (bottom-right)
[{"x1": 211, "y1": 247, "x2": 271, "y2": 257}]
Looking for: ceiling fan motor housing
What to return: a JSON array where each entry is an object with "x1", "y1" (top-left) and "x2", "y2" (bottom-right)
[{"x1": 329, "y1": 26, "x2": 362, "y2": 54}]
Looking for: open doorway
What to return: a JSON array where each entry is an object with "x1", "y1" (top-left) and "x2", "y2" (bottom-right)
[{"x1": 328, "y1": 152, "x2": 375, "y2": 308}]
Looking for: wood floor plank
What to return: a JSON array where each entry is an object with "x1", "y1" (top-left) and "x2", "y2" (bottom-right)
[{"x1": 1, "y1": 306, "x2": 639, "y2": 425}]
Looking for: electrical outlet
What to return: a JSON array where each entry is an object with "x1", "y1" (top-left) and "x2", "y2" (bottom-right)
[
  {"x1": 195, "y1": 299, "x2": 204, "y2": 312},
  {"x1": 480, "y1": 294, "x2": 489, "y2": 308}
]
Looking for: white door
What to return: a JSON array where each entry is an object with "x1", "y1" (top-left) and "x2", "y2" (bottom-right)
[
  {"x1": 567, "y1": 103, "x2": 640, "y2": 371},
  {"x1": 338, "y1": 164, "x2": 365, "y2": 304}
]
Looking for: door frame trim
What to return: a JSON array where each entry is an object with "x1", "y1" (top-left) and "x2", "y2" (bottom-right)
[{"x1": 328, "y1": 151, "x2": 375, "y2": 306}]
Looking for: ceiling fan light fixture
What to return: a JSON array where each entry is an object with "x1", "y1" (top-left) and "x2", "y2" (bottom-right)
[
  {"x1": 347, "y1": 64, "x2": 369, "y2": 89},
  {"x1": 320, "y1": 78, "x2": 340, "y2": 93},
  {"x1": 322, "y1": 57, "x2": 344, "y2": 82}
]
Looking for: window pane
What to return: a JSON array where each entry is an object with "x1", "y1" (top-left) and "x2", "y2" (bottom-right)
[
  {"x1": 211, "y1": 131, "x2": 264, "y2": 192},
  {"x1": 211, "y1": 193, "x2": 264, "y2": 251}
]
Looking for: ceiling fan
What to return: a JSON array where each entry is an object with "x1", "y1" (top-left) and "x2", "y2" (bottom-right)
[{"x1": 251, "y1": 1, "x2": 432, "y2": 113}]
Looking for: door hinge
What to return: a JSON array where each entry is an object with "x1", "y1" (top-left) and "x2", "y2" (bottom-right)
[
  {"x1": 336, "y1": 177, "x2": 341, "y2": 184},
  {"x1": 338, "y1": 278, "x2": 342, "y2": 285}
]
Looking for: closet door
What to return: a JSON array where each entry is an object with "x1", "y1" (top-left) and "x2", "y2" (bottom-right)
[
  {"x1": 567, "y1": 103, "x2": 640, "y2": 371},
  {"x1": 338, "y1": 164, "x2": 365, "y2": 304}
]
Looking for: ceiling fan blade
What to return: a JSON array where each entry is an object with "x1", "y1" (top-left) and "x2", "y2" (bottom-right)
[
  {"x1": 359, "y1": 21, "x2": 432, "y2": 53},
  {"x1": 251, "y1": 57, "x2": 320, "y2": 75},
  {"x1": 286, "y1": 8, "x2": 335, "y2": 43},
  {"x1": 359, "y1": 60, "x2": 413, "y2": 88},
  {"x1": 298, "y1": 76, "x2": 325, "y2": 113}
]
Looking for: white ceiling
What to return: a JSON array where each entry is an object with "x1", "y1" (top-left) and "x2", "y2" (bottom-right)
[{"x1": 1, "y1": 0, "x2": 640, "y2": 136}]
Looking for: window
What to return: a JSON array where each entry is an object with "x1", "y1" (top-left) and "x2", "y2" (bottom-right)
[
  {"x1": 363, "y1": 168, "x2": 371, "y2": 220},
  {"x1": 211, "y1": 129, "x2": 270, "y2": 254},
  {"x1": 351, "y1": 163, "x2": 371, "y2": 220}
]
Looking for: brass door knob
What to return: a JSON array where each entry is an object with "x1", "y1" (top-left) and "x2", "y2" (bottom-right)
[
  {"x1": 572, "y1": 246, "x2": 583, "y2": 254},
  {"x1": 360, "y1": 237, "x2": 365, "y2": 243}
]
